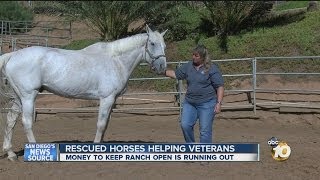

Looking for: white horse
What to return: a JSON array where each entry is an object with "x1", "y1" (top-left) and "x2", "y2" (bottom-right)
[{"x1": 0, "y1": 25, "x2": 167, "y2": 161}]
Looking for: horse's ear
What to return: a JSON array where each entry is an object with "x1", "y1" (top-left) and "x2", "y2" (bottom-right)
[
  {"x1": 146, "y1": 24, "x2": 152, "y2": 34},
  {"x1": 161, "y1": 29, "x2": 168, "y2": 37}
]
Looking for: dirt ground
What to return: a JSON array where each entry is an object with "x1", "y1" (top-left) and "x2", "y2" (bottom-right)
[{"x1": 0, "y1": 89, "x2": 319, "y2": 180}]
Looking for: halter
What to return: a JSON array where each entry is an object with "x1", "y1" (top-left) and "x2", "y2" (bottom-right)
[{"x1": 144, "y1": 35, "x2": 166, "y2": 69}]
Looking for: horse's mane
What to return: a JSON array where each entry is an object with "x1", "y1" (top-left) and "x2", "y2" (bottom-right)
[{"x1": 82, "y1": 33, "x2": 148, "y2": 57}]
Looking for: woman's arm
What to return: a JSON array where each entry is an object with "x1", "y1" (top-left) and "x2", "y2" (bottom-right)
[
  {"x1": 214, "y1": 86, "x2": 224, "y2": 113},
  {"x1": 164, "y1": 69, "x2": 176, "y2": 79}
]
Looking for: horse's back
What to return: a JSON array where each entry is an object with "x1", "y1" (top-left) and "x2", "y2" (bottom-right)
[
  {"x1": 7, "y1": 46, "x2": 107, "y2": 70},
  {"x1": 5, "y1": 46, "x2": 70, "y2": 79},
  {"x1": 4, "y1": 46, "x2": 122, "y2": 99}
]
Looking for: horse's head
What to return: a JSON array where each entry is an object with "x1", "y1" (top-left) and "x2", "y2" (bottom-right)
[{"x1": 144, "y1": 25, "x2": 167, "y2": 75}]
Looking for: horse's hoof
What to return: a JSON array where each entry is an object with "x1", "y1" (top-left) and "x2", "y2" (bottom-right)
[
  {"x1": 0, "y1": 154, "x2": 8, "y2": 159},
  {"x1": 8, "y1": 156, "x2": 18, "y2": 162}
]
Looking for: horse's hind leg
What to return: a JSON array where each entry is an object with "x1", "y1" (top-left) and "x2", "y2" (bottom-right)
[
  {"x1": 94, "y1": 96, "x2": 116, "y2": 142},
  {"x1": 20, "y1": 92, "x2": 37, "y2": 143},
  {"x1": 3, "y1": 98, "x2": 21, "y2": 161}
]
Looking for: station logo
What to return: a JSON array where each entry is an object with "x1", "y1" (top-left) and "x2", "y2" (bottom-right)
[{"x1": 267, "y1": 137, "x2": 291, "y2": 161}]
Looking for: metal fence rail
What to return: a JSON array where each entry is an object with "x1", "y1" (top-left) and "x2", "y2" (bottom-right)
[
  {"x1": 26, "y1": 56, "x2": 320, "y2": 115},
  {"x1": 0, "y1": 20, "x2": 72, "y2": 54}
]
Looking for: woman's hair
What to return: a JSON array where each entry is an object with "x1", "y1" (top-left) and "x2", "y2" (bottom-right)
[{"x1": 193, "y1": 44, "x2": 211, "y2": 74}]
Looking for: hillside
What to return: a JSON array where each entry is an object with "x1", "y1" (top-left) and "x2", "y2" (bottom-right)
[
  {"x1": 172, "y1": 10, "x2": 320, "y2": 61},
  {"x1": 33, "y1": 14, "x2": 100, "y2": 46},
  {"x1": 55, "y1": 10, "x2": 320, "y2": 63},
  {"x1": 1, "y1": 2, "x2": 319, "y2": 61}
]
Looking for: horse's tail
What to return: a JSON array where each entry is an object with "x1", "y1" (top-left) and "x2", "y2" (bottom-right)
[
  {"x1": 0, "y1": 52, "x2": 14, "y2": 71},
  {"x1": 0, "y1": 52, "x2": 16, "y2": 134},
  {"x1": 0, "y1": 52, "x2": 15, "y2": 98}
]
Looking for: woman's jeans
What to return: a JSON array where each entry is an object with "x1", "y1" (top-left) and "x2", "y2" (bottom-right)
[{"x1": 180, "y1": 98, "x2": 216, "y2": 143}]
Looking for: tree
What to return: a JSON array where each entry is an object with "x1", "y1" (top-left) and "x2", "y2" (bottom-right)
[
  {"x1": 51, "y1": 1, "x2": 158, "y2": 41},
  {"x1": 33, "y1": 1, "x2": 198, "y2": 41},
  {"x1": 144, "y1": 2, "x2": 202, "y2": 41},
  {"x1": 199, "y1": 1, "x2": 273, "y2": 52}
]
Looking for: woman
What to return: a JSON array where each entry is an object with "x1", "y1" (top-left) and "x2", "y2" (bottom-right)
[{"x1": 164, "y1": 44, "x2": 224, "y2": 143}]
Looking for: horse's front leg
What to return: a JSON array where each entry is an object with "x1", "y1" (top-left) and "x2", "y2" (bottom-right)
[
  {"x1": 3, "y1": 99, "x2": 21, "y2": 161},
  {"x1": 94, "y1": 95, "x2": 116, "y2": 143}
]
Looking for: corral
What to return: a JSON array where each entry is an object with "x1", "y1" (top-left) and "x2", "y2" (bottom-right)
[{"x1": 0, "y1": 14, "x2": 320, "y2": 180}]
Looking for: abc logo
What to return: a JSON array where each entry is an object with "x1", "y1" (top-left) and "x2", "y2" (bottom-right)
[
  {"x1": 268, "y1": 137, "x2": 291, "y2": 161},
  {"x1": 267, "y1": 137, "x2": 279, "y2": 147},
  {"x1": 267, "y1": 140, "x2": 279, "y2": 147}
]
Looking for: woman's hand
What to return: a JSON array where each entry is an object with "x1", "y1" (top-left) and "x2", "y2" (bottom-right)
[
  {"x1": 164, "y1": 69, "x2": 176, "y2": 79},
  {"x1": 214, "y1": 86, "x2": 224, "y2": 114},
  {"x1": 214, "y1": 102, "x2": 222, "y2": 113}
]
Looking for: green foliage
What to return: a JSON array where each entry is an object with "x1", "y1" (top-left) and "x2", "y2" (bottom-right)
[
  {"x1": 146, "y1": 4, "x2": 202, "y2": 42},
  {"x1": 198, "y1": 1, "x2": 273, "y2": 53},
  {"x1": 39, "y1": 1, "x2": 155, "y2": 41},
  {"x1": 62, "y1": 39, "x2": 100, "y2": 50},
  {"x1": 0, "y1": 1, "x2": 34, "y2": 34},
  {"x1": 259, "y1": 8, "x2": 307, "y2": 27},
  {"x1": 0, "y1": 1, "x2": 33, "y2": 21},
  {"x1": 32, "y1": 1, "x2": 65, "y2": 15},
  {"x1": 273, "y1": 1, "x2": 310, "y2": 11}
]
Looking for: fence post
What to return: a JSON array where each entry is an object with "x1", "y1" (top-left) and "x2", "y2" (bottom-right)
[
  {"x1": 177, "y1": 61, "x2": 183, "y2": 120},
  {"x1": 28, "y1": 0, "x2": 32, "y2": 7},
  {"x1": 0, "y1": 21, "x2": 2, "y2": 35},
  {"x1": 11, "y1": 38, "x2": 16, "y2": 52},
  {"x1": 9, "y1": 22, "x2": 11, "y2": 36},
  {"x1": 252, "y1": 57, "x2": 257, "y2": 115},
  {"x1": 2, "y1": 21, "x2": 6, "y2": 35},
  {"x1": 0, "y1": 38, "x2": 2, "y2": 55},
  {"x1": 69, "y1": 21, "x2": 72, "y2": 40}
]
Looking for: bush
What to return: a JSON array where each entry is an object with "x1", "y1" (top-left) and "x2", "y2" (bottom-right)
[
  {"x1": 273, "y1": 1, "x2": 309, "y2": 11},
  {"x1": 259, "y1": 8, "x2": 307, "y2": 27},
  {"x1": 0, "y1": 1, "x2": 34, "y2": 33},
  {"x1": 31, "y1": 1, "x2": 64, "y2": 15},
  {"x1": 0, "y1": 1, "x2": 33, "y2": 21},
  {"x1": 168, "y1": 6, "x2": 202, "y2": 41},
  {"x1": 147, "y1": 5, "x2": 202, "y2": 42}
]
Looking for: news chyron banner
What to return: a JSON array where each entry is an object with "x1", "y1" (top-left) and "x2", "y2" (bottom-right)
[{"x1": 24, "y1": 143, "x2": 259, "y2": 162}]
